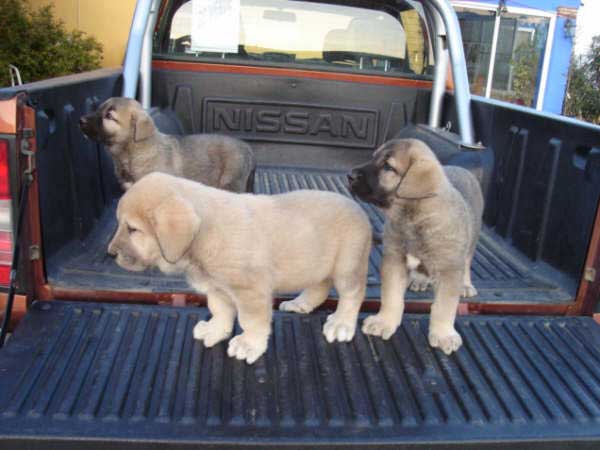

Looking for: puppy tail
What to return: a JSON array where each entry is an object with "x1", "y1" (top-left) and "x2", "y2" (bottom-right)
[
  {"x1": 242, "y1": 141, "x2": 257, "y2": 193},
  {"x1": 372, "y1": 231, "x2": 383, "y2": 246},
  {"x1": 246, "y1": 167, "x2": 256, "y2": 193}
]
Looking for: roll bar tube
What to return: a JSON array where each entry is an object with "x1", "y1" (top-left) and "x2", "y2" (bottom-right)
[
  {"x1": 122, "y1": 0, "x2": 475, "y2": 144},
  {"x1": 122, "y1": 0, "x2": 153, "y2": 101},
  {"x1": 427, "y1": 0, "x2": 475, "y2": 144}
]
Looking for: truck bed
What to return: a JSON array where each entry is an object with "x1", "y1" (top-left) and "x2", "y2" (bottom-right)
[
  {"x1": 0, "y1": 300, "x2": 599, "y2": 449},
  {"x1": 46, "y1": 166, "x2": 574, "y2": 304}
]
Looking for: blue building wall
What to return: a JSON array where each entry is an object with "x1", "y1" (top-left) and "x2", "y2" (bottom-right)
[
  {"x1": 454, "y1": 0, "x2": 580, "y2": 113},
  {"x1": 544, "y1": 15, "x2": 574, "y2": 112}
]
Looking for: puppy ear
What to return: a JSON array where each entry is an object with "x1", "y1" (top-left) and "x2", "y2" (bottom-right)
[
  {"x1": 151, "y1": 195, "x2": 200, "y2": 263},
  {"x1": 396, "y1": 158, "x2": 444, "y2": 199},
  {"x1": 132, "y1": 110, "x2": 155, "y2": 142}
]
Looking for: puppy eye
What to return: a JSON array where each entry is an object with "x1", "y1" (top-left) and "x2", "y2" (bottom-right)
[
  {"x1": 127, "y1": 225, "x2": 139, "y2": 234},
  {"x1": 383, "y1": 161, "x2": 395, "y2": 172},
  {"x1": 105, "y1": 110, "x2": 115, "y2": 120}
]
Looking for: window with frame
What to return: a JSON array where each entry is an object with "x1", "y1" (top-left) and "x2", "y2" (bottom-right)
[
  {"x1": 154, "y1": 0, "x2": 434, "y2": 78},
  {"x1": 455, "y1": 5, "x2": 551, "y2": 108}
]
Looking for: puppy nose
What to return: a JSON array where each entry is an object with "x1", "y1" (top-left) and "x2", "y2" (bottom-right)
[
  {"x1": 347, "y1": 169, "x2": 362, "y2": 183},
  {"x1": 107, "y1": 244, "x2": 117, "y2": 257}
]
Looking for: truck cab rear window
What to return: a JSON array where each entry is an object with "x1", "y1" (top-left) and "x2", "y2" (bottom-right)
[{"x1": 154, "y1": 0, "x2": 433, "y2": 77}]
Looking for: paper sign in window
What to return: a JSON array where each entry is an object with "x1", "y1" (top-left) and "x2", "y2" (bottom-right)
[{"x1": 190, "y1": 0, "x2": 240, "y2": 53}]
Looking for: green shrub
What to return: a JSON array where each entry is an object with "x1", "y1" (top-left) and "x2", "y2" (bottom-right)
[
  {"x1": 0, "y1": 0, "x2": 103, "y2": 87},
  {"x1": 510, "y1": 40, "x2": 540, "y2": 108},
  {"x1": 564, "y1": 35, "x2": 600, "y2": 124}
]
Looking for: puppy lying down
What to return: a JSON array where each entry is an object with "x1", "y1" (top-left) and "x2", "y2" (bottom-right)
[
  {"x1": 108, "y1": 172, "x2": 372, "y2": 364},
  {"x1": 349, "y1": 138, "x2": 484, "y2": 355},
  {"x1": 79, "y1": 97, "x2": 256, "y2": 192}
]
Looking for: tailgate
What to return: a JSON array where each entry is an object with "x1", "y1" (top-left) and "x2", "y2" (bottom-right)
[{"x1": 0, "y1": 301, "x2": 599, "y2": 449}]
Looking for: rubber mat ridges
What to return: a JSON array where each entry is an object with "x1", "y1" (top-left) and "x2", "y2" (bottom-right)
[
  {"x1": 46, "y1": 166, "x2": 573, "y2": 303},
  {"x1": 0, "y1": 301, "x2": 599, "y2": 448}
]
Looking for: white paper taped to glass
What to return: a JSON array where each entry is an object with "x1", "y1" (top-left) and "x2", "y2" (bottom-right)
[{"x1": 190, "y1": 0, "x2": 240, "y2": 53}]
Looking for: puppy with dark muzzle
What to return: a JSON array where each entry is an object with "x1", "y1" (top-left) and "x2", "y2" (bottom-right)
[
  {"x1": 79, "y1": 97, "x2": 256, "y2": 192},
  {"x1": 348, "y1": 138, "x2": 484, "y2": 354}
]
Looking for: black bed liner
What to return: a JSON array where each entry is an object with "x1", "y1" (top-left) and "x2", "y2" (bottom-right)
[
  {"x1": 0, "y1": 300, "x2": 599, "y2": 449},
  {"x1": 46, "y1": 166, "x2": 574, "y2": 303}
]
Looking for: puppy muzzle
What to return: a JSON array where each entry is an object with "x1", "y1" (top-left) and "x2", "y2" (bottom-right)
[
  {"x1": 347, "y1": 168, "x2": 391, "y2": 209},
  {"x1": 79, "y1": 114, "x2": 98, "y2": 139},
  {"x1": 107, "y1": 243, "x2": 147, "y2": 272},
  {"x1": 79, "y1": 113, "x2": 112, "y2": 144},
  {"x1": 113, "y1": 252, "x2": 147, "y2": 272},
  {"x1": 347, "y1": 169, "x2": 370, "y2": 197}
]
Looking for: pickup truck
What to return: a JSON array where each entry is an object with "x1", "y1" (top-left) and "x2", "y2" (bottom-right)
[{"x1": 0, "y1": 0, "x2": 600, "y2": 448}]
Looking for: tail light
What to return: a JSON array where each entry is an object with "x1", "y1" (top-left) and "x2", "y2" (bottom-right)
[{"x1": 0, "y1": 140, "x2": 12, "y2": 285}]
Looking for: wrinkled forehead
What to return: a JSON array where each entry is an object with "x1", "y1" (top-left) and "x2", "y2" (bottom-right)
[
  {"x1": 116, "y1": 192, "x2": 146, "y2": 222},
  {"x1": 373, "y1": 141, "x2": 396, "y2": 161},
  {"x1": 116, "y1": 179, "x2": 173, "y2": 220},
  {"x1": 99, "y1": 98, "x2": 115, "y2": 114},
  {"x1": 115, "y1": 198, "x2": 128, "y2": 221},
  {"x1": 373, "y1": 140, "x2": 412, "y2": 163},
  {"x1": 100, "y1": 98, "x2": 135, "y2": 115}
]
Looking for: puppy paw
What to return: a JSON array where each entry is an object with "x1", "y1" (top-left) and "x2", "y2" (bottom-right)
[
  {"x1": 361, "y1": 314, "x2": 399, "y2": 340},
  {"x1": 279, "y1": 298, "x2": 313, "y2": 314},
  {"x1": 227, "y1": 333, "x2": 268, "y2": 364},
  {"x1": 408, "y1": 270, "x2": 434, "y2": 292},
  {"x1": 462, "y1": 284, "x2": 478, "y2": 298},
  {"x1": 122, "y1": 182, "x2": 133, "y2": 190},
  {"x1": 428, "y1": 328, "x2": 463, "y2": 355},
  {"x1": 193, "y1": 320, "x2": 231, "y2": 347},
  {"x1": 323, "y1": 313, "x2": 356, "y2": 343}
]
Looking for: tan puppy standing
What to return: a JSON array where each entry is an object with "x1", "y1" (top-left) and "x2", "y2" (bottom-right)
[
  {"x1": 348, "y1": 139, "x2": 484, "y2": 354},
  {"x1": 79, "y1": 97, "x2": 255, "y2": 192},
  {"x1": 108, "y1": 172, "x2": 372, "y2": 364}
]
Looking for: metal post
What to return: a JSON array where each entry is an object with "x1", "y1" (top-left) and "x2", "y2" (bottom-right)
[
  {"x1": 8, "y1": 65, "x2": 22, "y2": 87},
  {"x1": 428, "y1": 0, "x2": 475, "y2": 145},
  {"x1": 140, "y1": 0, "x2": 160, "y2": 109},
  {"x1": 485, "y1": 11, "x2": 501, "y2": 98},
  {"x1": 425, "y1": 5, "x2": 449, "y2": 129},
  {"x1": 122, "y1": 0, "x2": 153, "y2": 100},
  {"x1": 430, "y1": 48, "x2": 449, "y2": 128}
]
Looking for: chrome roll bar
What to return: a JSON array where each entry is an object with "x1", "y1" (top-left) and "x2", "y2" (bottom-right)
[{"x1": 122, "y1": 0, "x2": 475, "y2": 144}]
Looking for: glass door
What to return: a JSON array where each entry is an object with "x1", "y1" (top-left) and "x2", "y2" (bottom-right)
[
  {"x1": 491, "y1": 13, "x2": 550, "y2": 107},
  {"x1": 455, "y1": 7, "x2": 495, "y2": 96},
  {"x1": 454, "y1": 3, "x2": 554, "y2": 109}
]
